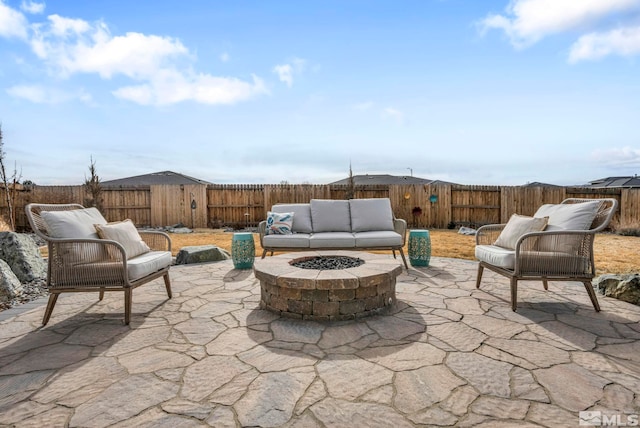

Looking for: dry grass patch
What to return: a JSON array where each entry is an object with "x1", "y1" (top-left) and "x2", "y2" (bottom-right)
[{"x1": 168, "y1": 229, "x2": 640, "y2": 275}]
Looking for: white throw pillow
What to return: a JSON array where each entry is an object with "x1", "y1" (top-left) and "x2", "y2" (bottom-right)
[
  {"x1": 494, "y1": 214, "x2": 549, "y2": 250},
  {"x1": 94, "y1": 219, "x2": 151, "y2": 259},
  {"x1": 265, "y1": 211, "x2": 294, "y2": 235}
]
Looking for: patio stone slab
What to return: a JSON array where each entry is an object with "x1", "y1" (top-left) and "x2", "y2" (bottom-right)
[{"x1": 0, "y1": 255, "x2": 639, "y2": 426}]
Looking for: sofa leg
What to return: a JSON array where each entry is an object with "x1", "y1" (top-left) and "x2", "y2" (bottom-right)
[
  {"x1": 392, "y1": 250, "x2": 397, "y2": 259},
  {"x1": 261, "y1": 249, "x2": 267, "y2": 259},
  {"x1": 542, "y1": 279, "x2": 549, "y2": 290}
]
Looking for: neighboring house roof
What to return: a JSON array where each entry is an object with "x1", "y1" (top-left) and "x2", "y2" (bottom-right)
[
  {"x1": 101, "y1": 171, "x2": 212, "y2": 187},
  {"x1": 586, "y1": 176, "x2": 640, "y2": 188},
  {"x1": 522, "y1": 182, "x2": 562, "y2": 187},
  {"x1": 330, "y1": 174, "x2": 454, "y2": 185}
]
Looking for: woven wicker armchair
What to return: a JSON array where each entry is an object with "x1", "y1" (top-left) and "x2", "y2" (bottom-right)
[
  {"x1": 26, "y1": 203, "x2": 173, "y2": 325},
  {"x1": 475, "y1": 198, "x2": 618, "y2": 312}
]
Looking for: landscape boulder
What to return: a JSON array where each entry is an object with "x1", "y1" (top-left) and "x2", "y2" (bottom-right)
[
  {"x1": 0, "y1": 232, "x2": 47, "y2": 283},
  {"x1": 175, "y1": 245, "x2": 231, "y2": 265},
  {"x1": 594, "y1": 274, "x2": 640, "y2": 305},
  {"x1": 0, "y1": 259, "x2": 23, "y2": 304}
]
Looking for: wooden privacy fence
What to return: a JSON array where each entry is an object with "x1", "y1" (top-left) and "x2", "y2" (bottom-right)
[{"x1": 4, "y1": 183, "x2": 637, "y2": 231}]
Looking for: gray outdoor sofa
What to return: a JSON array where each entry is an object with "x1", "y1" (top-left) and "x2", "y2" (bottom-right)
[{"x1": 258, "y1": 198, "x2": 408, "y2": 268}]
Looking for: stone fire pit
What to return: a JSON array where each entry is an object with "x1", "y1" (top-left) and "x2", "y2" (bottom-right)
[{"x1": 253, "y1": 251, "x2": 403, "y2": 321}]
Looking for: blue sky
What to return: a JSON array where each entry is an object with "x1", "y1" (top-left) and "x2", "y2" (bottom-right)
[{"x1": 1, "y1": 0, "x2": 639, "y2": 186}]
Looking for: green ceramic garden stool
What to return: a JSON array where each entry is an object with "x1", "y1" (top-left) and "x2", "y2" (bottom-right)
[
  {"x1": 232, "y1": 232, "x2": 255, "y2": 269},
  {"x1": 409, "y1": 229, "x2": 431, "y2": 267}
]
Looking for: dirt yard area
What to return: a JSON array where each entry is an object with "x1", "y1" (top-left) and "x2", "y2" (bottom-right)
[{"x1": 169, "y1": 229, "x2": 640, "y2": 275}]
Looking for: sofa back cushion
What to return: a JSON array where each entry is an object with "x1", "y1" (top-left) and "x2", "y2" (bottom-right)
[
  {"x1": 310, "y1": 199, "x2": 351, "y2": 232},
  {"x1": 350, "y1": 198, "x2": 395, "y2": 232},
  {"x1": 271, "y1": 204, "x2": 313, "y2": 233}
]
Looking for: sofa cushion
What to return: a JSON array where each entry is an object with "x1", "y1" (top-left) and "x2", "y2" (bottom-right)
[
  {"x1": 94, "y1": 219, "x2": 151, "y2": 260},
  {"x1": 310, "y1": 199, "x2": 351, "y2": 233},
  {"x1": 271, "y1": 204, "x2": 313, "y2": 233},
  {"x1": 493, "y1": 214, "x2": 549, "y2": 250},
  {"x1": 263, "y1": 233, "x2": 311, "y2": 248},
  {"x1": 475, "y1": 245, "x2": 516, "y2": 270},
  {"x1": 354, "y1": 231, "x2": 403, "y2": 247},
  {"x1": 309, "y1": 232, "x2": 355, "y2": 248},
  {"x1": 265, "y1": 211, "x2": 294, "y2": 235},
  {"x1": 350, "y1": 198, "x2": 395, "y2": 232}
]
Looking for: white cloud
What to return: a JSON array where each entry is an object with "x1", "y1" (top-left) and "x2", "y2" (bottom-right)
[
  {"x1": 382, "y1": 107, "x2": 404, "y2": 124},
  {"x1": 273, "y1": 57, "x2": 306, "y2": 87},
  {"x1": 0, "y1": 0, "x2": 28, "y2": 39},
  {"x1": 273, "y1": 64, "x2": 293, "y2": 87},
  {"x1": 7, "y1": 84, "x2": 92, "y2": 104},
  {"x1": 479, "y1": 0, "x2": 640, "y2": 48},
  {"x1": 20, "y1": 0, "x2": 45, "y2": 14},
  {"x1": 30, "y1": 15, "x2": 188, "y2": 79},
  {"x1": 591, "y1": 146, "x2": 640, "y2": 167},
  {"x1": 569, "y1": 27, "x2": 640, "y2": 62},
  {"x1": 220, "y1": 52, "x2": 229, "y2": 62},
  {"x1": 1, "y1": 3, "x2": 268, "y2": 106},
  {"x1": 353, "y1": 101, "x2": 374, "y2": 111},
  {"x1": 113, "y1": 71, "x2": 267, "y2": 106}
]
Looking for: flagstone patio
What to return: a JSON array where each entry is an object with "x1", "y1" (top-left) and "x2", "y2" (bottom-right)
[{"x1": 0, "y1": 255, "x2": 639, "y2": 427}]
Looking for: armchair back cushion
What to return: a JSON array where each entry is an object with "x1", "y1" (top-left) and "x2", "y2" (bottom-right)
[
  {"x1": 271, "y1": 204, "x2": 313, "y2": 233},
  {"x1": 94, "y1": 219, "x2": 151, "y2": 259},
  {"x1": 41, "y1": 207, "x2": 107, "y2": 239},
  {"x1": 310, "y1": 199, "x2": 351, "y2": 232},
  {"x1": 41, "y1": 207, "x2": 108, "y2": 263},
  {"x1": 534, "y1": 200, "x2": 601, "y2": 252},
  {"x1": 350, "y1": 198, "x2": 395, "y2": 232}
]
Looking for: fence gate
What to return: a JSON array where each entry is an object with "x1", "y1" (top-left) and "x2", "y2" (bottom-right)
[{"x1": 150, "y1": 184, "x2": 207, "y2": 228}]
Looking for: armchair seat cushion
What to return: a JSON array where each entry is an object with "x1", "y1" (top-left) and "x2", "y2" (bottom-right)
[
  {"x1": 354, "y1": 231, "x2": 403, "y2": 247},
  {"x1": 263, "y1": 233, "x2": 311, "y2": 248},
  {"x1": 309, "y1": 232, "x2": 355, "y2": 248},
  {"x1": 475, "y1": 245, "x2": 515, "y2": 270},
  {"x1": 127, "y1": 250, "x2": 172, "y2": 281}
]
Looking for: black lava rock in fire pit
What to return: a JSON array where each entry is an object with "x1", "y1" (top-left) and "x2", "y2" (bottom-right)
[{"x1": 291, "y1": 256, "x2": 364, "y2": 270}]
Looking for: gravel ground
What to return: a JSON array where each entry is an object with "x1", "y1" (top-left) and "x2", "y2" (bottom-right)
[{"x1": 0, "y1": 278, "x2": 48, "y2": 312}]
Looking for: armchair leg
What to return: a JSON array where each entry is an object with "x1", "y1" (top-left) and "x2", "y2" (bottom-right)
[
  {"x1": 476, "y1": 264, "x2": 484, "y2": 289},
  {"x1": 42, "y1": 293, "x2": 59, "y2": 326},
  {"x1": 542, "y1": 280, "x2": 549, "y2": 291},
  {"x1": 163, "y1": 273, "x2": 172, "y2": 299},
  {"x1": 583, "y1": 281, "x2": 601, "y2": 312},
  {"x1": 99, "y1": 289, "x2": 105, "y2": 300},
  {"x1": 392, "y1": 249, "x2": 397, "y2": 259},
  {"x1": 510, "y1": 278, "x2": 518, "y2": 312},
  {"x1": 261, "y1": 249, "x2": 267, "y2": 259},
  {"x1": 124, "y1": 288, "x2": 132, "y2": 325},
  {"x1": 398, "y1": 249, "x2": 409, "y2": 270}
]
